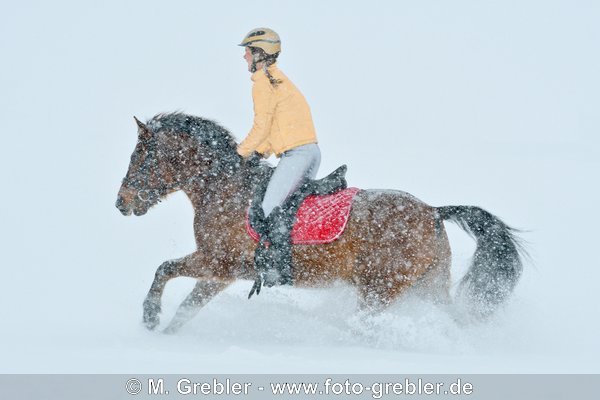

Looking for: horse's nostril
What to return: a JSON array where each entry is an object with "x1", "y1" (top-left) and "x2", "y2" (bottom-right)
[{"x1": 116, "y1": 196, "x2": 131, "y2": 215}]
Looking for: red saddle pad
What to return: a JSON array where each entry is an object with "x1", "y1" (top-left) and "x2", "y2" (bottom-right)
[{"x1": 246, "y1": 187, "x2": 362, "y2": 245}]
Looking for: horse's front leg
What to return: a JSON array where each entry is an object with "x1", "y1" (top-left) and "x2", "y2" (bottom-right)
[
  {"x1": 163, "y1": 280, "x2": 229, "y2": 334},
  {"x1": 142, "y1": 251, "x2": 233, "y2": 330},
  {"x1": 143, "y1": 258, "x2": 184, "y2": 330}
]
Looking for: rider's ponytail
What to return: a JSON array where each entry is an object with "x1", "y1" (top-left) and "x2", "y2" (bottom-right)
[{"x1": 263, "y1": 64, "x2": 282, "y2": 88}]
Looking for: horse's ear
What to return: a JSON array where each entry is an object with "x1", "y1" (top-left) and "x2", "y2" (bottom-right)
[
  {"x1": 134, "y1": 116, "x2": 146, "y2": 130},
  {"x1": 134, "y1": 116, "x2": 151, "y2": 140}
]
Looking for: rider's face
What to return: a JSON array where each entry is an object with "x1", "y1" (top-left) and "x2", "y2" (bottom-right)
[{"x1": 244, "y1": 47, "x2": 253, "y2": 71}]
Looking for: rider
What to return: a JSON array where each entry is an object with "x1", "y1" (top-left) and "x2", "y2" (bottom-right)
[{"x1": 237, "y1": 27, "x2": 321, "y2": 286}]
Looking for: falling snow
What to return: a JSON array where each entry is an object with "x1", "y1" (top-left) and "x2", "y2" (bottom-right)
[{"x1": 2, "y1": 1, "x2": 599, "y2": 375}]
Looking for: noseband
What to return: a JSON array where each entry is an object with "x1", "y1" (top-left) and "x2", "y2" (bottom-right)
[{"x1": 122, "y1": 136, "x2": 171, "y2": 204}]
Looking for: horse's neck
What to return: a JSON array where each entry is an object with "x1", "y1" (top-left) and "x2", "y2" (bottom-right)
[{"x1": 183, "y1": 172, "x2": 254, "y2": 216}]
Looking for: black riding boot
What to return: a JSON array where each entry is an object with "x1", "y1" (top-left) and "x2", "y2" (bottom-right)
[
  {"x1": 263, "y1": 206, "x2": 294, "y2": 286},
  {"x1": 249, "y1": 205, "x2": 294, "y2": 290},
  {"x1": 249, "y1": 206, "x2": 270, "y2": 281}
]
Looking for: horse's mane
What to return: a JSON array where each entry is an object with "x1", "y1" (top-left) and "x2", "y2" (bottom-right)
[
  {"x1": 147, "y1": 112, "x2": 239, "y2": 154},
  {"x1": 145, "y1": 112, "x2": 271, "y2": 184}
]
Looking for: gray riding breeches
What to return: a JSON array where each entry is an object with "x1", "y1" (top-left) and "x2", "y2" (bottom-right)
[{"x1": 262, "y1": 143, "x2": 321, "y2": 217}]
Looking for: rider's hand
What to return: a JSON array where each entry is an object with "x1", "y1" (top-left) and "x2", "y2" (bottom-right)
[{"x1": 246, "y1": 151, "x2": 263, "y2": 167}]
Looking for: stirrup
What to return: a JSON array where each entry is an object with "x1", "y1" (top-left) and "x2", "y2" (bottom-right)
[{"x1": 248, "y1": 276, "x2": 262, "y2": 298}]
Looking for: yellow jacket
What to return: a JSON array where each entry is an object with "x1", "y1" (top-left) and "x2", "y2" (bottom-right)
[{"x1": 237, "y1": 64, "x2": 317, "y2": 158}]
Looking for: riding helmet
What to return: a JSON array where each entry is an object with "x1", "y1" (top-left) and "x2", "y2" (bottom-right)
[{"x1": 239, "y1": 28, "x2": 281, "y2": 55}]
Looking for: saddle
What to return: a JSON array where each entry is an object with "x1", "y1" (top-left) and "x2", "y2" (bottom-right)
[{"x1": 247, "y1": 165, "x2": 352, "y2": 297}]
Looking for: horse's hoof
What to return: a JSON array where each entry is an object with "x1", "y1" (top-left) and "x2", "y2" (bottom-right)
[
  {"x1": 144, "y1": 314, "x2": 159, "y2": 330},
  {"x1": 143, "y1": 300, "x2": 161, "y2": 330}
]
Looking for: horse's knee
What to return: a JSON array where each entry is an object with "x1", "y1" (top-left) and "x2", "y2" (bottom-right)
[
  {"x1": 156, "y1": 260, "x2": 178, "y2": 279},
  {"x1": 187, "y1": 281, "x2": 226, "y2": 306}
]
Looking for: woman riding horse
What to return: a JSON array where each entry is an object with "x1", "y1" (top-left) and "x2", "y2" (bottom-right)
[
  {"x1": 237, "y1": 28, "x2": 322, "y2": 286},
  {"x1": 115, "y1": 32, "x2": 524, "y2": 333},
  {"x1": 116, "y1": 112, "x2": 524, "y2": 332}
]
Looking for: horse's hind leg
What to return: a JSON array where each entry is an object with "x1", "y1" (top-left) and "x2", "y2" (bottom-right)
[
  {"x1": 412, "y1": 223, "x2": 453, "y2": 305},
  {"x1": 411, "y1": 258, "x2": 452, "y2": 305},
  {"x1": 163, "y1": 280, "x2": 228, "y2": 334}
]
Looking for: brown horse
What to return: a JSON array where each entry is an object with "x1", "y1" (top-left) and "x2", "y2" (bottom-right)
[{"x1": 116, "y1": 113, "x2": 524, "y2": 333}]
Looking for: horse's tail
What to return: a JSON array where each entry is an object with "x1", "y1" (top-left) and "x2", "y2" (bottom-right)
[{"x1": 437, "y1": 206, "x2": 524, "y2": 317}]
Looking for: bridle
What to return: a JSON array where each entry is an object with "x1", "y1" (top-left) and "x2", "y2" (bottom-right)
[
  {"x1": 122, "y1": 136, "x2": 173, "y2": 204},
  {"x1": 122, "y1": 128, "x2": 246, "y2": 205}
]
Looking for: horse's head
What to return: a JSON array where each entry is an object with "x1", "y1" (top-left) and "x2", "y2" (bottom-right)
[
  {"x1": 116, "y1": 113, "x2": 245, "y2": 216},
  {"x1": 116, "y1": 116, "x2": 197, "y2": 216}
]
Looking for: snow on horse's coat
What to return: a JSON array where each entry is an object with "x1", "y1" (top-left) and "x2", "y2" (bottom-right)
[{"x1": 246, "y1": 187, "x2": 362, "y2": 244}]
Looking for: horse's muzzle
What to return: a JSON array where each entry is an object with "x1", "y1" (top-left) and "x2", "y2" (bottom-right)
[{"x1": 115, "y1": 195, "x2": 132, "y2": 216}]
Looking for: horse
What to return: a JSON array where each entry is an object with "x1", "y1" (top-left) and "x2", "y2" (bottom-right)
[{"x1": 115, "y1": 112, "x2": 524, "y2": 333}]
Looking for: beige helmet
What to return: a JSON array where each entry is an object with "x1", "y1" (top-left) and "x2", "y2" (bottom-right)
[{"x1": 239, "y1": 27, "x2": 281, "y2": 55}]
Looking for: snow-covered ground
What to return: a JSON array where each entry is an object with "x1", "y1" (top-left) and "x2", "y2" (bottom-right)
[{"x1": 1, "y1": 1, "x2": 598, "y2": 374}]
